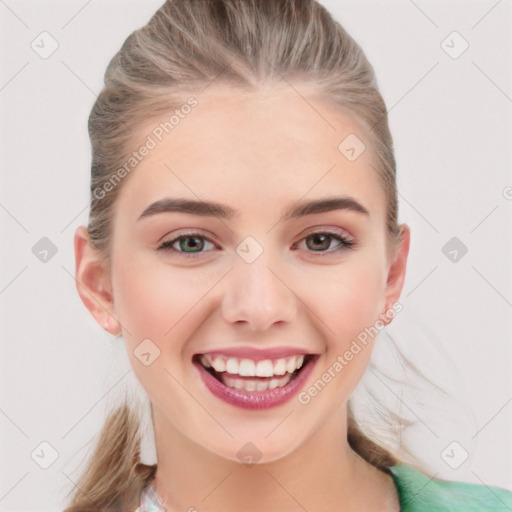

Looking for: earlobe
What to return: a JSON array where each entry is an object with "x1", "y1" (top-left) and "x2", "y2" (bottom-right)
[
  {"x1": 382, "y1": 224, "x2": 410, "y2": 324},
  {"x1": 74, "y1": 226, "x2": 121, "y2": 335}
]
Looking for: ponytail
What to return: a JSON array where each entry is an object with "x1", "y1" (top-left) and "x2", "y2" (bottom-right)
[{"x1": 63, "y1": 402, "x2": 156, "y2": 511}]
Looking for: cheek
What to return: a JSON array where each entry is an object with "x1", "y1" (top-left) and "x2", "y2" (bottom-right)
[
  {"x1": 306, "y1": 258, "x2": 386, "y2": 347},
  {"x1": 111, "y1": 253, "x2": 210, "y2": 345}
]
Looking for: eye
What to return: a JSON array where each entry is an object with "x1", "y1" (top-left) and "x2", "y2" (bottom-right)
[
  {"x1": 157, "y1": 229, "x2": 355, "y2": 258},
  {"x1": 294, "y1": 230, "x2": 355, "y2": 254},
  {"x1": 157, "y1": 232, "x2": 217, "y2": 257}
]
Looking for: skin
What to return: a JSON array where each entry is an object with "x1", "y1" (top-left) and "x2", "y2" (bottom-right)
[{"x1": 75, "y1": 82, "x2": 410, "y2": 512}]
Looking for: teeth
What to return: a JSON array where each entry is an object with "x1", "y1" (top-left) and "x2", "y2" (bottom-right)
[
  {"x1": 273, "y1": 358, "x2": 287, "y2": 376},
  {"x1": 202, "y1": 354, "x2": 224, "y2": 372},
  {"x1": 255, "y1": 359, "x2": 273, "y2": 377},
  {"x1": 202, "y1": 354, "x2": 307, "y2": 378},
  {"x1": 225, "y1": 358, "x2": 238, "y2": 374},
  {"x1": 268, "y1": 379, "x2": 280, "y2": 389},
  {"x1": 239, "y1": 359, "x2": 256, "y2": 377},
  {"x1": 256, "y1": 381, "x2": 268, "y2": 391},
  {"x1": 222, "y1": 373, "x2": 293, "y2": 391}
]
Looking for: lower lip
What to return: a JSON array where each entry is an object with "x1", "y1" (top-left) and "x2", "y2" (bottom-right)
[{"x1": 195, "y1": 357, "x2": 318, "y2": 410}]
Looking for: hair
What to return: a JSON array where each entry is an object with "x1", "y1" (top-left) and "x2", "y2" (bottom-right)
[{"x1": 65, "y1": 0, "x2": 412, "y2": 510}]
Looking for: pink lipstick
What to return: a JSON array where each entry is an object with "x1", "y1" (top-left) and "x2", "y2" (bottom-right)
[{"x1": 193, "y1": 352, "x2": 318, "y2": 410}]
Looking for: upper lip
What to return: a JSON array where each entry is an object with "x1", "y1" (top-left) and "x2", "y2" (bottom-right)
[{"x1": 195, "y1": 346, "x2": 317, "y2": 361}]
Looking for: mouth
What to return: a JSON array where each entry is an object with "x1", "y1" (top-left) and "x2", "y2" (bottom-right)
[{"x1": 192, "y1": 352, "x2": 319, "y2": 409}]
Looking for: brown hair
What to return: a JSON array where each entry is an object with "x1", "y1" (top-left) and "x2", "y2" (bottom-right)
[{"x1": 65, "y1": 0, "x2": 410, "y2": 509}]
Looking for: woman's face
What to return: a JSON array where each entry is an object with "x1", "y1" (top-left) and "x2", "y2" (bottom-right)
[{"x1": 82, "y1": 84, "x2": 409, "y2": 463}]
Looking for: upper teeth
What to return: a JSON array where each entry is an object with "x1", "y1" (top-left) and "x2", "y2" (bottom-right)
[{"x1": 200, "y1": 354, "x2": 305, "y2": 377}]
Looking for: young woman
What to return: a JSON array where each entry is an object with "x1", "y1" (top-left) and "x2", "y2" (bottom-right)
[{"x1": 65, "y1": 1, "x2": 511, "y2": 511}]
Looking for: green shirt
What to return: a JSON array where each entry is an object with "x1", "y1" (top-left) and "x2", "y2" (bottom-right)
[{"x1": 389, "y1": 465, "x2": 512, "y2": 511}]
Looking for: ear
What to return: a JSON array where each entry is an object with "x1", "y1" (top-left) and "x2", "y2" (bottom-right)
[
  {"x1": 74, "y1": 226, "x2": 121, "y2": 335},
  {"x1": 380, "y1": 224, "x2": 410, "y2": 325}
]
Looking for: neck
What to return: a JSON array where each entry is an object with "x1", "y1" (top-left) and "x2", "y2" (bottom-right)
[{"x1": 150, "y1": 405, "x2": 399, "y2": 512}]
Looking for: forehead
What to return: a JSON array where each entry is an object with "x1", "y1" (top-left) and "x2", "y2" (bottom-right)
[{"x1": 117, "y1": 84, "x2": 386, "y2": 222}]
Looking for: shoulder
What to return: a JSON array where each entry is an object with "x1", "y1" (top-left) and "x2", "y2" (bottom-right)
[{"x1": 389, "y1": 464, "x2": 512, "y2": 512}]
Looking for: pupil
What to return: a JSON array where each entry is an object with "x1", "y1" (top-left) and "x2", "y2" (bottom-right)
[
  {"x1": 307, "y1": 234, "x2": 330, "y2": 251},
  {"x1": 180, "y1": 236, "x2": 203, "y2": 252}
]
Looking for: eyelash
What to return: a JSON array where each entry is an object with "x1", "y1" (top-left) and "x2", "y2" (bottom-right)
[{"x1": 157, "y1": 229, "x2": 355, "y2": 258}]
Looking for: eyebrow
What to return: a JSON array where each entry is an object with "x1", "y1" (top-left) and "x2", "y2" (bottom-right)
[{"x1": 137, "y1": 195, "x2": 370, "y2": 222}]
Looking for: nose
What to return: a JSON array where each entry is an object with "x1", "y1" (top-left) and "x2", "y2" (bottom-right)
[{"x1": 221, "y1": 253, "x2": 297, "y2": 332}]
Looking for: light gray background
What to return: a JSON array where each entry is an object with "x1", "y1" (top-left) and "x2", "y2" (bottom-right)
[{"x1": 0, "y1": 0, "x2": 511, "y2": 510}]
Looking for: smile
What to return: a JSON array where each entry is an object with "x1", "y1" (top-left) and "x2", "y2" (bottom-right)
[{"x1": 193, "y1": 351, "x2": 318, "y2": 409}]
